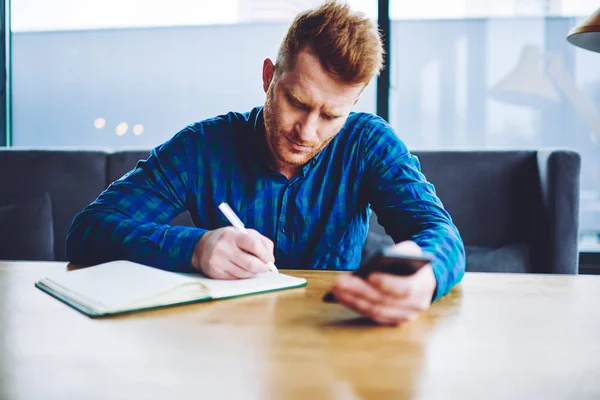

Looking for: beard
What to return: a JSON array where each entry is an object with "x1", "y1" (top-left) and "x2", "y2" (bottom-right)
[{"x1": 263, "y1": 85, "x2": 334, "y2": 168}]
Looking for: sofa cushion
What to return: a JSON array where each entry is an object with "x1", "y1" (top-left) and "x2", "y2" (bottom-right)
[
  {"x1": 0, "y1": 192, "x2": 54, "y2": 261},
  {"x1": 465, "y1": 243, "x2": 530, "y2": 273}
]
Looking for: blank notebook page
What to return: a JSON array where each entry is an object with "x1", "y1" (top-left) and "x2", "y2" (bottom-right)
[{"x1": 42, "y1": 261, "x2": 197, "y2": 309}]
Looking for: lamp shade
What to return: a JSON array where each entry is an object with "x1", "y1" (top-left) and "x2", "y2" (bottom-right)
[
  {"x1": 488, "y1": 45, "x2": 560, "y2": 108},
  {"x1": 567, "y1": 7, "x2": 600, "y2": 53}
]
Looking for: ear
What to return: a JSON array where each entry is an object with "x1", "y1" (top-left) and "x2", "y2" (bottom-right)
[{"x1": 262, "y1": 58, "x2": 276, "y2": 93}]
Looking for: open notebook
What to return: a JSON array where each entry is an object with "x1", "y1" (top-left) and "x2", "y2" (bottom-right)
[{"x1": 35, "y1": 261, "x2": 307, "y2": 317}]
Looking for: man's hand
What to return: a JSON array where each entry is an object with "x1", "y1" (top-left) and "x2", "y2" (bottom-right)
[
  {"x1": 330, "y1": 241, "x2": 436, "y2": 326},
  {"x1": 191, "y1": 227, "x2": 275, "y2": 279}
]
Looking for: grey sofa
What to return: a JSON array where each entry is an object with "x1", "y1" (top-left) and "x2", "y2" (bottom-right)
[{"x1": 0, "y1": 148, "x2": 581, "y2": 274}]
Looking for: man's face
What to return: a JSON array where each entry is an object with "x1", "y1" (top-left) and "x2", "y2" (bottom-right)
[{"x1": 262, "y1": 50, "x2": 364, "y2": 176}]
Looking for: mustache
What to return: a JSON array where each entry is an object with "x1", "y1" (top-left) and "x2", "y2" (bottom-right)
[
  {"x1": 286, "y1": 136, "x2": 320, "y2": 148},
  {"x1": 263, "y1": 106, "x2": 321, "y2": 148}
]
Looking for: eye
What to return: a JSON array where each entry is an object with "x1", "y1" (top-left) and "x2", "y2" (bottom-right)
[
  {"x1": 321, "y1": 114, "x2": 336, "y2": 121},
  {"x1": 286, "y1": 93, "x2": 306, "y2": 110}
]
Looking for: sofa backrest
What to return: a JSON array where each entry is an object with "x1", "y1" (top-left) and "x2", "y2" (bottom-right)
[
  {"x1": 0, "y1": 149, "x2": 108, "y2": 261},
  {"x1": 110, "y1": 150, "x2": 545, "y2": 265},
  {"x1": 0, "y1": 147, "x2": 580, "y2": 275},
  {"x1": 412, "y1": 150, "x2": 542, "y2": 248}
]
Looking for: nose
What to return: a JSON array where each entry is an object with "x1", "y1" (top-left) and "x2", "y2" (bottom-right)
[{"x1": 295, "y1": 112, "x2": 319, "y2": 144}]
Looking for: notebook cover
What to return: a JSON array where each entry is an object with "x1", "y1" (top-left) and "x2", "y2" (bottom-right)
[{"x1": 35, "y1": 279, "x2": 307, "y2": 318}]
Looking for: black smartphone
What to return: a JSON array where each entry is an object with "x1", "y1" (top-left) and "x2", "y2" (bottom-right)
[{"x1": 322, "y1": 248, "x2": 433, "y2": 303}]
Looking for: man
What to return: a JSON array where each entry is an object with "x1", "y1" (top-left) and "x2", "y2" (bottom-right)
[{"x1": 66, "y1": 1, "x2": 465, "y2": 325}]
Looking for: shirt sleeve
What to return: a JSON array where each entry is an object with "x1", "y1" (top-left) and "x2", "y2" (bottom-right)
[
  {"x1": 65, "y1": 127, "x2": 207, "y2": 272},
  {"x1": 360, "y1": 116, "x2": 466, "y2": 301}
]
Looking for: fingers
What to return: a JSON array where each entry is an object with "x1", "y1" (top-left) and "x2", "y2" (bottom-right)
[
  {"x1": 332, "y1": 280, "x2": 418, "y2": 326},
  {"x1": 333, "y1": 286, "x2": 375, "y2": 316},
  {"x1": 196, "y1": 227, "x2": 273, "y2": 279},
  {"x1": 332, "y1": 274, "x2": 383, "y2": 303},
  {"x1": 207, "y1": 254, "x2": 267, "y2": 279},
  {"x1": 366, "y1": 305, "x2": 420, "y2": 326},
  {"x1": 367, "y1": 272, "x2": 413, "y2": 299},
  {"x1": 239, "y1": 230, "x2": 274, "y2": 264},
  {"x1": 369, "y1": 265, "x2": 436, "y2": 310},
  {"x1": 206, "y1": 263, "x2": 240, "y2": 280},
  {"x1": 247, "y1": 229, "x2": 275, "y2": 263},
  {"x1": 229, "y1": 248, "x2": 271, "y2": 276},
  {"x1": 212, "y1": 236, "x2": 271, "y2": 278},
  {"x1": 331, "y1": 275, "x2": 384, "y2": 320},
  {"x1": 330, "y1": 262, "x2": 435, "y2": 326}
]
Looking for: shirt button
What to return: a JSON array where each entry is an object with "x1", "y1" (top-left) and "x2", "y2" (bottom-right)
[{"x1": 282, "y1": 227, "x2": 286, "y2": 233}]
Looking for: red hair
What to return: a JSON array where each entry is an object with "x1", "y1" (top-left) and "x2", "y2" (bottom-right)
[{"x1": 276, "y1": 1, "x2": 384, "y2": 85}]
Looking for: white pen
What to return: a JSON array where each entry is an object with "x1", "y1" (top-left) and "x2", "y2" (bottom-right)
[{"x1": 218, "y1": 202, "x2": 279, "y2": 273}]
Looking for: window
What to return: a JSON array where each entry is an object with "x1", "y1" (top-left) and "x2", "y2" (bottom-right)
[
  {"x1": 9, "y1": 0, "x2": 600, "y2": 249},
  {"x1": 388, "y1": 1, "x2": 600, "y2": 250},
  {"x1": 10, "y1": 0, "x2": 377, "y2": 147}
]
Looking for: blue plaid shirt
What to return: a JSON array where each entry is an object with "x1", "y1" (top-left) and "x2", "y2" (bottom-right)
[{"x1": 66, "y1": 107, "x2": 465, "y2": 300}]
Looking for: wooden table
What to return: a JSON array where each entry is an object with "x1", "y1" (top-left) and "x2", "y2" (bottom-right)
[{"x1": 1, "y1": 262, "x2": 599, "y2": 400}]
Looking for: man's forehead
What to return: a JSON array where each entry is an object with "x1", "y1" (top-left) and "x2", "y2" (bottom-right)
[{"x1": 280, "y1": 76, "x2": 360, "y2": 112}]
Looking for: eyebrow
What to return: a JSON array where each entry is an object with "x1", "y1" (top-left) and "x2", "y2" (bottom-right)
[{"x1": 285, "y1": 89, "x2": 343, "y2": 118}]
